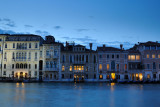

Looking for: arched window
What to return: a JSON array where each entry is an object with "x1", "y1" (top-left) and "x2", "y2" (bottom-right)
[
  {"x1": 20, "y1": 63, "x2": 23, "y2": 69},
  {"x1": 16, "y1": 52, "x2": 18, "y2": 59},
  {"x1": 50, "y1": 61, "x2": 53, "y2": 68},
  {"x1": 19, "y1": 53, "x2": 21, "y2": 59},
  {"x1": 16, "y1": 63, "x2": 19, "y2": 69},
  {"x1": 111, "y1": 61, "x2": 115, "y2": 70},
  {"x1": 12, "y1": 52, "x2": 15, "y2": 59},
  {"x1": 4, "y1": 52, "x2": 7, "y2": 59}
]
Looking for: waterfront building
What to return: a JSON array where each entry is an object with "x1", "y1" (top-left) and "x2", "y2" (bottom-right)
[
  {"x1": 42, "y1": 36, "x2": 62, "y2": 81},
  {"x1": 129, "y1": 41, "x2": 160, "y2": 81},
  {"x1": 0, "y1": 34, "x2": 44, "y2": 80},
  {"x1": 97, "y1": 44, "x2": 128, "y2": 82},
  {"x1": 127, "y1": 47, "x2": 143, "y2": 81},
  {"x1": 60, "y1": 42, "x2": 98, "y2": 82},
  {"x1": 0, "y1": 34, "x2": 160, "y2": 82}
]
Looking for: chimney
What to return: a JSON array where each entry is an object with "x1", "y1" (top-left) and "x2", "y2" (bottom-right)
[
  {"x1": 89, "y1": 43, "x2": 92, "y2": 50},
  {"x1": 120, "y1": 44, "x2": 123, "y2": 50},
  {"x1": 103, "y1": 44, "x2": 105, "y2": 51},
  {"x1": 66, "y1": 41, "x2": 69, "y2": 50}
]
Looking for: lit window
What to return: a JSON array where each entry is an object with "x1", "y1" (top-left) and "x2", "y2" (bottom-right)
[
  {"x1": 158, "y1": 54, "x2": 160, "y2": 58},
  {"x1": 74, "y1": 66, "x2": 76, "y2": 70},
  {"x1": 147, "y1": 74, "x2": 150, "y2": 79},
  {"x1": 130, "y1": 55, "x2": 135, "y2": 61},
  {"x1": 99, "y1": 75, "x2": 103, "y2": 79},
  {"x1": 152, "y1": 54, "x2": 155, "y2": 58},
  {"x1": 125, "y1": 64, "x2": 127, "y2": 70},
  {"x1": 62, "y1": 66, "x2": 65, "y2": 71},
  {"x1": 69, "y1": 66, "x2": 72, "y2": 71},
  {"x1": 146, "y1": 54, "x2": 149, "y2": 58},
  {"x1": 136, "y1": 55, "x2": 140, "y2": 61},
  {"x1": 82, "y1": 66, "x2": 84, "y2": 70},
  {"x1": 99, "y1": 64, "x2": 102, "y2": 70},
  {"x1": 116, "y1": 64, "x2": 119, "y2": 70},
  {"x1": 107, "y1": 64, "x2": 109, "y2": 70}
]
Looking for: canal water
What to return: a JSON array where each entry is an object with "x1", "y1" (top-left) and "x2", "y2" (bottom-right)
[{"x1": 0, "y1": 83, "x2": 160, "y2": 107}]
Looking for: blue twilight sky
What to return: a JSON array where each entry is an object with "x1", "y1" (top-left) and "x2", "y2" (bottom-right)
[{"x1": 0, "y1": 0, "x2": 160, "y2": 49}]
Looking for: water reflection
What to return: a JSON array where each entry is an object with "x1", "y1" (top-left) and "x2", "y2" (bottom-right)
[
  {"x1": 15, "y1": 83, "x2": 26, "y2": 107},
  {"x1": 0, "y1": 83, "x2": 159, "y2": 107},
  {"x1": 110, "y1": 83, "x2": 115, "y2": 92}
]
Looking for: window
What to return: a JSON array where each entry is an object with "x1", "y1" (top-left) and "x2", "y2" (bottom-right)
[
  {"x1": 35, "y1": 64, "x2": 37, "y2": 69},
  {"x1": 112, "y1": 55, "x2": 114, "y2": 59},
  {"x1": 5, "y1": 43, "x2": 7, "y2": 48},
  {"x1": 136, "y1": 55, "x2": 140, "y2": 61},
  {"x1": 12, "y1": 64, "x2": 14, "y2": 69},
  {"x1": 35, "y1": 52, "x2": 37, "y2": 60},
  {"x1": 99, "y1": 55, "x2": 102, "y2": 59},
  {"x1": 117, "y1": 55, "x2": 119, "y2": 59},
  {"x1": 86, "y1": 55, "x2": 88, "y2": 62},
  {"x1": 116, "y1": 64, "x2": 119, "y2": 70},
  {"x1": 4, "y1": 52, "x2": 7, "y2": 59},
  {"x1": 46, "y1": 62, "x2": 49, "y2": 68},
  {"x1": 153, "y1": 62, "x2": 156, "y2": 69},
  {"x1": 35, "y1": 71, "x2": 37, "y2": 76},
  {"x1": 28, "y1": 52, "x2": 31, "y2": 59},
  {"x1": 125, "y1": 64, "x2": 127, "y2": 70},
  {"x1": 46, "y1": 51, "x2": 49, "y2": 56},
  {"x1": 12, "y1": 52, "x2": 15, "y2": 59},
  {"x1": 4, "y1": 64, "x2": 6, "y2": 69},
  {"x1": 94, "y1": 74, "x2": 96, "y2": 79},
  {"x1": 151, "y1": 46, "x2": 156, "y2": 50},
  {"x1": 86, "y1": 74, "x2": 88, "y2": 79},
  {"x1": 107, "y1": 55, "x2": 109, "y2": 58},
  {"x1": 29, "y1": 43, "x2": 31, "y2": 48},
  {"x1": 145, "y1": 46, "x2": 150, "y2": 50},
  {"x1": 147, "y1": 64, "x2": 150, "y2": 69},
  {"x1": 94, "y1": 55, "x2": 96, "y2": 63},
  {"x1": 13, "y1": 43, "x2": 15, "y2": 48},
  {"x1": 54, "y1": 50, "x2": 57, "y2": 56},
  {"x1": 62, "y1": 66, "x2": 65, "y2": 71},
  {"x1": 158, "y1": 54, "x2": 160, "y2": 58},
  {"x1": 40, "y1": 51, "x2": 42, "y2": 57},
  {"x1": 99, "y1": 64, "x2": 102, "y2": 70},
  {"x1": 12, "y1": 71, "x2": 14, "y2": 75},
  {"x1": 62, "y1": 55, "x2": 65, "y2": 63},
  {"x1": 111, "y1": 61, "x2": 115, "y2": 70},
  {"x1": 29, "y1": 64, "x2": 31, "y2": 69},
  {"x1": 62, "y1": 74, "x2": 64, "y2": 79},
  {"x1": 99, "y1": 75, "x2": 103, "y2": 79},
  {"x1": 35, "y1": 43, "x2": 38, "y2": 48},
  {"x1": 69, "y1": 66, "x2": 72, "y2": 71},
  {"x1": 107, "y1": 64, "x2": 109, "y2": 70},
  {"x1": 146, "y1": 54, "x2": 149, "y2": 58},
  {"x1": 152, "y1": 54, "x2": 156, "y2": 58},
  {"x1": 3, "y1": 71, "x2": 6, "y2": 75},
  {"x1": 70, "y1": 55, "x2": 72, "y2": 63}
]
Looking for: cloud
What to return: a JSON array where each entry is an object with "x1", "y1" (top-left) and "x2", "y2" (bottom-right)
[
  {"x1": 0, "y1": 28, "x2": 30, "y2": 34},
  {"x1": 62, "y1": 36, "x2": 134, "y2": 50},
  {"x1": 0, "y1": 18, "x2": 16, "y2": 27},
  {"x1": 54, "y1": 26, "x2": 61, "y2": 30},
  {"x1": 35, "y1": 30, "x2": 50, "y2": 36},
  {"x1": 76, "y1": 29, "x2": 89, "y2": 32},
  {"x1": 24, "y1": 25, "x2": 33, "y2": 28}
]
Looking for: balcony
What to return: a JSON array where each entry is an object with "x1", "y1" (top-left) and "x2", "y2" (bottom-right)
[
  {"x1": 45, "y1": 68, "x2": 58, "y2": 71},
  {"x1": 46, "y1": 55, "x2": 59, "y2": 59},
  {"x1": 72, "y1": 61, "x2": 86, "y2": 64}
]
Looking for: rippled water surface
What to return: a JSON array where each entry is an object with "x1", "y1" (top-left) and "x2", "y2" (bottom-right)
[{"x1": 0, "y1": 83, "x2": 160, "y2": 107}]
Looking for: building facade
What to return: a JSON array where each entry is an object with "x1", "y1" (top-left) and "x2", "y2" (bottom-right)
[
  {"x1": 97, "y1": 44, "x2": 128, "y2": 82},
  {"x1": 60, "y1": 42, "x2": 98, "y2": 82},
  {"x1": 0, "y1": 34, "x2": 44, "y2": 80},
  {"x1": 0, "y1": 34, "x2": 160, "y2": 82}
]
